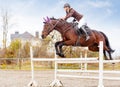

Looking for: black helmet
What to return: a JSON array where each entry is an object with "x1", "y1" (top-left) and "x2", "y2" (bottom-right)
[{"x1": 64, "y1": 3, "x2": 70, "y2": 8}]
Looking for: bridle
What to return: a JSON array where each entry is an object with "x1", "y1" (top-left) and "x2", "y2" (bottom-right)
[
  {"x1": 44, "y1": 19, "x2": 71, "y2": 37},
  {"x1": 47, "y1": 20, "x2": 60, "y2": 33}
]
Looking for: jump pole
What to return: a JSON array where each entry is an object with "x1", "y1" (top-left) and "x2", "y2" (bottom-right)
[
  {"x1": 98, "y1": 41, "x2": 104, "y2": 87},
  {"x1": 80, "y1": 52, "x2": 83, "y2": 70},
  {"x1": 28, "y1": 47, "x2": 38, "y2": 87},
  {"x1": 50, "y1": 52, "x2": 63, "y2": 87},
  {"x1": 84, "y1": 48, "x2": 88, "y2": 70},
  {"x1": 80, "y1": 48, "x2": 88, "y2": 70}
]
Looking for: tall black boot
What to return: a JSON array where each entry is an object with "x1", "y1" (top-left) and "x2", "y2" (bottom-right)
[{"x1": 81, "y1": 27, "x2": 90, "y2": 41}]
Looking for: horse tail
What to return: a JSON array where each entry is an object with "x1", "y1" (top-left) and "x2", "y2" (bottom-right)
[{"x1": 100, "y1": 32, "x2": 115, "y2": 53}]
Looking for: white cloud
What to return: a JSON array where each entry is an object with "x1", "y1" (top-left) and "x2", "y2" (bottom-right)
[{"x1": 87, "y1": 0, "x2": 111, "y2": 8}]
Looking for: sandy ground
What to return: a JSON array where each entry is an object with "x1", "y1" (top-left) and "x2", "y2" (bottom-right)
[{"x1": 0, "y1": 70, "x2": 120, "y2": 87}]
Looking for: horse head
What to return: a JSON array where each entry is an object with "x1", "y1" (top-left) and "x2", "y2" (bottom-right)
[
  {"x1": 41, "y1": 17, "x2": 69, "y2": 39},
  {"x1": 41, "y1": 17, "x2": 56, "y2": 39}
]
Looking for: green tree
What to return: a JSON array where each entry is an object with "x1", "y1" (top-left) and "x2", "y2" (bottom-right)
[
  {"x1": 21, "y1": 41, "x2": 31, "y2": 58},
  {"x1": 8, "y1": 39, "x2": 21, "y2": 58}
]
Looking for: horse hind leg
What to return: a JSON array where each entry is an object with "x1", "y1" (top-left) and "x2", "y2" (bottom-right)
[
  {"x1": 107, "y1": 50, "x2": 113, "y2": 60},
  {"x1": 103, "y1": 50, "x2": 109, "y2": 60},
  {"x1": 88, "y1": 45, "x2": 99, "y2": 59},
  {"x1": 105, "y1": 51, "x2": 115, "y2": 68},
  {"x1": 104, "y1": 45, "x2": 113, "y2": 60},
  {"x1": 88, "y1": 44, "x2": 109, "y2": 60}
]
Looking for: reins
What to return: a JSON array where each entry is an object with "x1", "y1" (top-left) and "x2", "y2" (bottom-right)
[
  {"x1": 48, "y1": 20, "x2": 60, "y2": 32},
  {"x1": 48, "y1": 19, "x2": 71, "y2": 37}
]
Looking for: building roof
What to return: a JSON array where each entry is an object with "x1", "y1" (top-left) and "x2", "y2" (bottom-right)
[{"x1": 11, "y1": 31, "x2": 40, "y2": 41}]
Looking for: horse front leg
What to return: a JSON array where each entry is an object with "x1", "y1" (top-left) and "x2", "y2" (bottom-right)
[
  {"x1": 58, "y1": 40, "x2": 76, "y2": 58},
  {"x1": 55, "y1": 41, "x2": 63, "y2": 56},
  {"x1": 58, "y1": 42, "x2": 65, "y2": 57}
]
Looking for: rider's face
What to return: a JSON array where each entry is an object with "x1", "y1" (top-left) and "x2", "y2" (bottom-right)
[
  {"x1": 64, "y1": 7, "x2": 70, "y2": 12},
  {"x1": 64, "y1": 7, "x2": 67, "y2": 11}
]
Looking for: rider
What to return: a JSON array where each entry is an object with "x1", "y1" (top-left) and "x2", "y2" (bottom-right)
[{"x1": 60, "y1": 3, "x2": 90, "y2": 41}]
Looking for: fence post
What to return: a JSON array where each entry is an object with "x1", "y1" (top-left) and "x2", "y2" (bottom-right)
[
  {"x1": 28, "y1": 46, "x2": 38, "y2": 87},
  {"x1": 54, "y1": 52, "x2": 57, "y2": 81},
  {"x1": 98, "y1": 41, "x2": 104, "y2": 87},
  {"x1": 80, "y1": 52, "x2": 83, "y2": 70},
  {"x1": 84, "y1": 48, "x2": 88, "y2": 70},
  {"x1": 50, "y1": 52, "x2": 63, "y2": 87}
]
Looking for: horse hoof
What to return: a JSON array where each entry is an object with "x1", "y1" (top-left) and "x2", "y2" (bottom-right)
[
  {"x1": 59, "y1": 54, "x2": 65, "y2": 58},
  {"x1": 56, "y1": 53, "x2": 65, "y2": 58},
  {"x1": 56, "y1": 52, "x2": 60, "y2": 55}
]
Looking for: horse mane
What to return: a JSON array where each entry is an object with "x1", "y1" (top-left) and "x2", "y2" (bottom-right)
[
  {"x1": 50, "y1": 17, "x2": 68, "y2": 25},
  {"x1": 47, "y1": 17, "x2": 71, "y2": 26},
  {"x1": 50, "y1": 17, "x2": 58, "y2": 20}
]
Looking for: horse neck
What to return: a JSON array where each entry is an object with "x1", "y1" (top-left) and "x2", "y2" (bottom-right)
[
  {"x1": 54, "y1": 20, "x2": 71, "y2": 34},
  {"x1": 55, "y1": 26, "x2": 64, "y2": 34}
]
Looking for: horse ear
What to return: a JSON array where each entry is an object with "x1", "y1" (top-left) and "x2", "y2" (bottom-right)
[
  {"x1": 47, "y1": 16, "x2": 50, "y2": 22},
  {"x1": 43, "y1": 22, "x2": 46, "y2": 24},
  {"x1": 43, "y1": 17, "x2": 47, "y2": 22}
]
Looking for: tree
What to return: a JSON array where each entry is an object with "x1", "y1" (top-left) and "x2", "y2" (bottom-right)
[
  {"x1": 9, "y1": 39, "x2": 22, "y2": 57},
  {"x1": 21, "y1": 41, "x2": 31, "y2": 58},
  {"x1": 1, "y1": 9, "x2": 10, "y2": 49}
]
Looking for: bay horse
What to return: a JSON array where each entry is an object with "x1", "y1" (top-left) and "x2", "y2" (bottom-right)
[{"x1": 41, "y1": 17, "x2": 114, "y2": 60}]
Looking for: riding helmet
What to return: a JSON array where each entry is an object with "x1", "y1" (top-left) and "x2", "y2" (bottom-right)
[{"x1": 64, "y1": 3, "x2": 71, "y2": 8}]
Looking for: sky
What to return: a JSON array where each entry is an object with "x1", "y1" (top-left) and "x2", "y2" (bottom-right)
[{"x1": 0, "y1": 0, "x2": 120, "y2": 57}]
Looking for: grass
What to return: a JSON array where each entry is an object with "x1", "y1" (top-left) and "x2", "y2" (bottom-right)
[{"x1": 0, "y1": 63, "x2": 120, "y2": 71}]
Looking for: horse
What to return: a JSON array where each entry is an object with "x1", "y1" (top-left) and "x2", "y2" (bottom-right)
[{"x1": 41, "y1": 17, "x2": 114, "y2": 60}]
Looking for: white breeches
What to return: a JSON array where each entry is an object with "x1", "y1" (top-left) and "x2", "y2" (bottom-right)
[{"x1": 78, "y1": 17, "x2": 86, "y2": 28}]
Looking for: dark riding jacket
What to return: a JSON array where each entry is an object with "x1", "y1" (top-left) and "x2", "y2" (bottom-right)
[{"x1": 65, "y1": 8, "x2": 83, "y2": 22}]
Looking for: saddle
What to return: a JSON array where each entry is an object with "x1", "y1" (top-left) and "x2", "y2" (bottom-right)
[{"x1": 71, "y1": 22, "x2": 91, "y2": 36}]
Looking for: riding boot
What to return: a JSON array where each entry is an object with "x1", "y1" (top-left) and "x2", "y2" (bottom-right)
[{"x1": 81, "y1": 28, "x2": 90, "y2": 41}]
